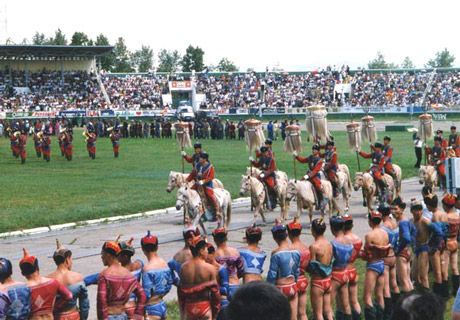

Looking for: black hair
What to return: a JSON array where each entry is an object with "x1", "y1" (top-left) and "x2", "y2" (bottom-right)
[
  {"x1": 421, "y1": 186, "x2": 432, "y2": 196},
  {"x1": 0, "y1": 258, "x2": 12, "y2": 282},
  {"x1": 207, "y1": 245, "x2": 216, "y2": 254},
  {"x1": 53, "y1": 250, "x2": 72, "y2": 266},
  {"x1": 330, "y1": 217, "x2": 344, "y2": 232},
  {"x1": 272, "y1": 229, "x2": 287, "y2": 241},
  {"x1": 368, "y1": 214, "x2": 382, "y2": 225},
  {"x1": 378, "y1": 203, "x2": 391, "y2": 217},
  {"x1": 141, "y1": 242, "x2": 158, "y2": 253},
  {"x1": 20, "y1": 263, "x2": 37, "y2": 277},
  {"x1": 393, "y1": 293, "x2": 445, "y2": 320},
  {"x1": 217, "y1": 281, "x2": 291, "y2": 320},
  {"x1": 391, "y1": 197, "x2": 406, "y2": 210},
  {"x1": 312, "y1": 219, "x2": 326, "y2": 235},
  {"x1": 344, "y1": 219, "x2": 353, "y2": 231},
  {"x1": 287, "y1": 228, "x2": 301, "y2": 237},
  {"x1": 213, "y1": 232, "x2": 227, "y2": 242},
  {"x1": 246, "y1": 233, "x2": 262, "y2": 243},
  {"x1": 190, "y1": 241, "x2": 207, "y2": 257},
  {"x1": 423, "y1": 195, "x2": 438, "y2": 209}
]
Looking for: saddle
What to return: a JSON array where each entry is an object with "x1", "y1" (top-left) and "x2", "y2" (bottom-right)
[{"x1": 196, "y1": 186, "x2": 218, "y2": 222}]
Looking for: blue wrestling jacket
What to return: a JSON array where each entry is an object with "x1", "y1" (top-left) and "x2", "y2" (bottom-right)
[
  {"x1": 58, "y1": 281, "x2": 89, "y2": 320},
  {"x1": 238, "y1": 248, "x2": 267, "y2": 275},
  {"x1": 331, "y1": 241, "x2": 353, "y2": 269},
  {"x1": 141, "y1": 268, "x2": 174, "y2": 300},
  {"x1": 6, "y1": 283, "x2": 31, "y2": 320},
  {"x1": 307, "y1": 258, "x2": 334, "y2": 278},
  {"x1": 167, "y1": 259, "x2": 182, "y2": 287},
  {"x1": 396, "y1": 220, "x2": 417, "y2": 254},
  {"x1": 218, "y1": 266, "x2": 230, "y2": 297},
  {"x1": 267, "y1": 250, "x2": 300, "y2": 285},
  {"x1": 381, "y1": 226, "x2": 399, "y2": 249}
]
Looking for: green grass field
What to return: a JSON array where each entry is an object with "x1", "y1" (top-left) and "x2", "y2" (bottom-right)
[{"x1": 0, "y1": 130, "x2": 421, "y2": 233}]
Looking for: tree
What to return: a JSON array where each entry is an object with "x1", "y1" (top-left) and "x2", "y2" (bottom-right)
[
  {"x1": 53, "y1": 29, "x2": 67, "y2": 45},
  {"x1": 70, "y1": 32, "x2": 90, "y2": 46},
  {"x1": 216, "y1": 57, "x2": 239, "y2": 72},
  {"x1": 181, "y1": 45, "x2": 205, "y2": 72},
  {"x1": 401, "y1": 56, "x2": 416, "y2": 69},
  {"x1": 112, "y1": 37, "x2": 134, "y2": 72},
  {"x1": 95, "y1": 33, "x2": 115, "y2": 71},
  {"x1": 157, "y1": 49, "x2": 182, "y2": 73},
  {"x1": 131, "y1": 45, "x2": 154, "y2": 72},
  {"x1": 368, "y1": 52, "x2": 397, "y2": 69},
  {"x1": 426, "y1": 48, "x2": 455, "y2": 68},
  {"x1": 32, "y1": 32, "x2": 46, "y2": 45}
]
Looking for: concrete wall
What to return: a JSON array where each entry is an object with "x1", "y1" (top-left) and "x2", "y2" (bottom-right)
[{"x1": 2, "y1": 59, "x2": 96, "y2": 72}]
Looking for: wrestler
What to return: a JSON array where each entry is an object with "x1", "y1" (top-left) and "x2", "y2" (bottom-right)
[
  {"x1": 0, "y1": 257, "x2": 31, "y2": 320},
  {"x1": 307, "y1": 219, "x2": 334, "y2": 320},
  {"x1": 213, "y1": 225, "x2": 243, "y2": 301},
  {"x1": 379, "y1": 203, "x2": 400, "y2": 318},
  {"x1": 206, "y1": 241, "x2": 230, "y2": 308},
  {"x1": 411, "y1": 199, "x2": 443, "y2": 293},
  {"x1": 97, "y1": 237, "x2": 146, "y2": 320},
  {"x1": 118, "y1": 238, "x2": 144, "y2": 318},
  {"x1": 178, "y1": 234, "x2": 221, "y2": 320},
  {"x1": 267, "y1": 220, "x2": 300, "y2": 320},
  {"x1": 441, "y1": 194, "x2": 460, "y2": 297},
  {"x1": 287, "y1": 217, "x2": 310, "y2": 320},
  {"x1": 0, "y1": 283, "x2": 8, "y2": 320},
  {"x1": 19, "y1": 248, "x2": 72, "y2": 320},
  {"x1": 343, "y1": 215, "x2": 363, "y2": 320},
  {"x1": 330, "y1": 216, "x2": 354, "y2": 320},
  {"x1": 47, "y1": 239, "x2": 89, "y2": 320},
  {"x1": 391, "y1": 197, "x2": 417, "y2": 294},
  {"x1": 360, "y1": 211, "x2": 390, "y2": 320},
  {"x1": 238, "y1": 224, "x2": 267, "y2": 284},
  {"x1": 141, "y1": 231, "x2": 173, "y2": 320},
  {"x1": 424, "y1": 194, "x2": 448, "y2": 298}
]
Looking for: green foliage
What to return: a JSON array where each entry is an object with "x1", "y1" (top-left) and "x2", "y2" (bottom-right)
[
  {"x1": 95, "y1": 33, "x2": 115, "y2": 72},
  {"x1": 401, "y1": 56, "x2": 416, "y2": 69},
  {"x1": 368, "y1": 52, "x2": 398, "y2": 69},
  {"x1": 113, "y1": 37, "x2": 134, "y2": 73},
  {"x1": 70, "y1": 32, "x2": 90, "y2": 46},
  {"x1": 157, "y1": 49, "x2": 182, "y2": 73},
  {"x1": 53, "y1": 28, "x2": 68, "y2": 45},
  {"x1": 216, "y1": 57, "x2": 239, "y2": 72},
  {"x1": 0, "y1": 130, "x2": 421, "y2": 233},
  {"x1": 181, "y1": 45, "x2": 205, "y2": 72},
  {"x1": 131, "y1": 45, "x2": 154, "y2": 72},
  {"x1": 426, "y1": 48, "x2": 456, "y2": 68}
]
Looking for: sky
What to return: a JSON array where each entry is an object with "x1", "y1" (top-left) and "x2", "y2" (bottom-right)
[{"x1": 1, "y1": 0, "x2": 459, "y2": 71}]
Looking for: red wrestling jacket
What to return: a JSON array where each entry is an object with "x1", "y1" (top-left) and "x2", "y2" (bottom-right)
[{"x1": 30, "y1": 279, "x2": 72, "y2": 317}]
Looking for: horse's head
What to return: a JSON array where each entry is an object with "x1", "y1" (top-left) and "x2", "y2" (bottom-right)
[
  {"x1": 175, "y1": 186, "x2": 188, "y2": 210},
  {"x1": 166, "y1": 172, "x2": 177, "y2": 193},
  {"x1": 239, "y1": 175, "x2": 250, "y2": 196},
  {"x1": 419, "y1": 166, "x2": 426, "y2": 185},
  {"x1": 353, "y1": 172, "x2": 363, "y2": 191},
  {"x1": 285, "y1": 180, "x2": 297, "y2": 201}
]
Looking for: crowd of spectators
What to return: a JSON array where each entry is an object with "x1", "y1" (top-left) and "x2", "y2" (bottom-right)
[{"x1": 2, "y1": 67, "x2": 460, "y2": 112}]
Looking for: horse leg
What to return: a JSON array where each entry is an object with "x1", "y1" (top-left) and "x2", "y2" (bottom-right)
[
  {"x1": 362, "y1": 189, "x2": 367, "y2": 207},
  {"x1": 308, "y1": 205, "x2": 313, "y2": 225}
]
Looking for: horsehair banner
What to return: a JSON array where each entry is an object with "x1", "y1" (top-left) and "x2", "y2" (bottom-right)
[
  {"x1": 284, "y1": 124, "x2": 303, "y2": 153},
  {"x1": 244, "y1": 119, "x2": 265, "y2": 152},
  {"x1": 361, "y1": 115, "x2": 378, "y2": 143},
  {"x1": 418, "y1": 114, "x2": 433, "y2": 140},
  {"x1": 174, "y1": 121, "x2": 192, "y2": 149},
  {"x1": 306, "y1": 105, "x2": 329, "y2": 141},
  {"x1": 346, "y1": 122, "x2": 362, "y2": 152}
]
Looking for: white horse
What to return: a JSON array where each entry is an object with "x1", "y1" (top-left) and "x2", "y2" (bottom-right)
[
  {"x1": 239, "y1": 175, "x2": 267, "y2": 223},
  {"x1": 286, "y1": 179, "x2": 333, "y2": 224},
  {"x1": 246, "y1": 167, "x2": 290, "y2": 221},
  {"x1": 335, "y1": 170, "x2": 352, "y2": 213},
  {"x1": 391, "y1": 164, "x2": 402, "y2": 197},
  {"x1": 166, "y1": 171, "x2": 224, "y2": 193},
  {"x1": 419, "y1": 165, "x2": 438, "y2": 188},
  {"x1": 175, "y1": 186, "x2": 232, "y2": 234},
  {"x1": 353, "y1": 172, "x2": 395, "y2": 213}
]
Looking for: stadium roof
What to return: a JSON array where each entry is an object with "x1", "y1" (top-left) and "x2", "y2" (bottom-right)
[{"x1": 0, "y1": 45, "x2": 114, "y2": 59}]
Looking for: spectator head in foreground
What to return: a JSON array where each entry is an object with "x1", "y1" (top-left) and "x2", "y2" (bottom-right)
[
  {"x1": 217, "y1": 280, "x2": 291, "y2": 320},
  {"x1": 393, "y1": 293, "x2": 444, "y2": 320}
]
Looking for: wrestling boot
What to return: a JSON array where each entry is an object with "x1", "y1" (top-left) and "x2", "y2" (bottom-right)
[
  {"x1": 364, "y1": 306, "x2": 376, "y2": 320},
  {"x1": 21, "y1": 158, "x2": 25, "y2": 164},
  {"x1": 442, "y1": 280, "x2": 449, "y2": 299},
  {"x1": 115, "y1": 152, "x2": 119, "y2": 158},
  {"x1": 46, "y1": 156, "x2": 50, "y2": 163},
  {"x1": 92, "y1": 153, "x2": 96, "y2": 160},
  {"x1": 36, "y1": 151, "x2": 41, "y2": 158},
  {"x1": 433, "y1": 282, "x2": 442, "y2": 297},
  {"x1": 336, "y1": 310, "x2": 344, "y2": 320},
  {"x1": 390, "y1": 292, "x2": 400, "y2": 308},
  {"x1": 374, "y1": 302, "x2": 383, "y2": 320},
  {"x1": 382, "y1": 297, "x2": 393, "y2": 320},
  {"x1": 61, "y1": 151, "x2": 65, "y2": 156},
  {"x1": 452, "y1": 275, "x2": 460, "y2": 296},
  {"x1": 343, "y1": 313, "x2": 352, "y2": 320},
  {"x1": 352, "y1": 309, "x2": 362, "y2": 320},
  {"x1": 88, "y1": 151, "x2": 92, "y2": 158}
]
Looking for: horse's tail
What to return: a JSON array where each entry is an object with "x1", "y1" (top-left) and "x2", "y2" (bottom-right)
[{"x1": 226, "y1": 193, "x2": 232, "y2": 227}]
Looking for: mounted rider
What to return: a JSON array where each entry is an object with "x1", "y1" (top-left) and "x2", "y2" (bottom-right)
[
  {"x1": 186, "y1": 152, "x2": 220, "y2": 221},
  {"x1": 255, "y1": 139, "x2": 275, "y2": 159},
  {"x1": 359, "y1": 142, "x2": 387, "y2": 203},
  {"x1": 382, "y1": 136, "x2": 398, "y2": 187},
  {"x1": 250, "y1": 146, "x2": 277, "y2": 210},
  {"x1": 320, "y1": 141, "x2": 339, "y2": 198},
  {"x1": 293, "y1": 144, "x2": 324, "y2": 210},
  {"x1": 436, "y1": 129, "x2": 448, "y2": 150},
  {"x1": 425, "y1": 136, "x2": 446, "y2": 190},
  {"x1": 448, "y1": 126, "x2": 460, "y2": 157}
]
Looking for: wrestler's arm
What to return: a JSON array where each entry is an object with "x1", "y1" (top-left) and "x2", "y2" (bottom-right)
[
  {"x1": 96, "y1": 276, "x2": 108, "y2": 320},
  {"x1": 83, "y1": 273, "x2": 99, "y2": 286},
  {"x1": 219, "y1": 267, "x2": 229, "y2": 297},
  {"x1": 266, "y1": 254, "x2": 278, "y2": 285},
  {"x1": 54, "y1": 280, "x2": 73, "y2": 310},
  {"x1": 132, "y1": 281, "x2": 146, "y2": 320}
]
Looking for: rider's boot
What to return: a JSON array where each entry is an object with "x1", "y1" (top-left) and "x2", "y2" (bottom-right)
[
  {"x1": 377, "y1": 179, "x2": 386, "y2": 203},
  {"x1": 391, "y1": 171, "x2": 398, "y2": 189},
  {"x1": 315, "y1": 189, "x2": 323, "y2": 210},
  {"x1": 331, "y1": 181, "x2": 339, "y2": 198}
]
